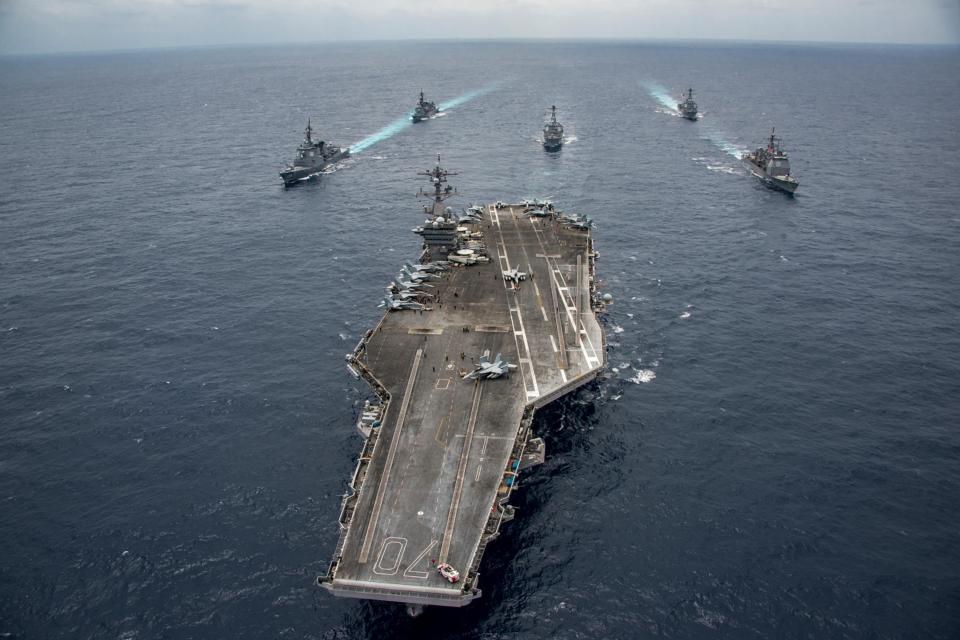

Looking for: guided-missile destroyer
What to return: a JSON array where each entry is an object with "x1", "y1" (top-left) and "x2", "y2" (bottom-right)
[
  {"x1": 318, "y1": 157, "x2": 606, "y2": 614},
  {"x1": 742, "y1": 128, "x2": 799, "y2": 195},
  {"x1": 543, "y1": 105, "x2": 564, "y2": 151},
  {"x1": 412, "y1": 91, "x2": 439, "y2": 122},
  {"x1": 677, "y1": 88, "x2": 698, "y2": 120},
  {"x1": 279, "y1": 120, "x2": 349, "y2": 187}
]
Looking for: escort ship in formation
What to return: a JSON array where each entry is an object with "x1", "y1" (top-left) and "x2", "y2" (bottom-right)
[
  {"x1": 317, "y1": 157, "x2": 606, "y2": 615},
  {"x1": 279, "y1": 120, "x2": 349, "y2": 187},
  {"x1": 412, "y1": 91, "x2": 439, "y2": 122},
  {"x1": 742, "y1": 127, "x2": 800, "y2": 195},
  {"x1": 282, "y1": 82, "x2": 803, "y2": 613},
  {"x1": 542, "y1": 105, "x2": 564, "y2": 151},
  {"x1": 677, "y1": 88, "x2": 698, "y2": 120}
]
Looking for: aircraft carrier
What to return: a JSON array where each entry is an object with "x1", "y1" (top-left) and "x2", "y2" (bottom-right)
[{"x1": 318, "y1": 157, "x2": 606, "y2": 612}]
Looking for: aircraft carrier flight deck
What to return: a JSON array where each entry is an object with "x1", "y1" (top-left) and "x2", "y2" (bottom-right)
[{"x1": 319, "y1": 159, "x2": 606, "y2": 610}]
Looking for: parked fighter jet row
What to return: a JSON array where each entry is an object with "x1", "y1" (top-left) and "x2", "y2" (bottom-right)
[
  {"x1": 379, "y1": 259, "x2": 450, "y2": 310},
  {"x1": 377, "y1": 198, "x2": 597, "y2": 382},
  {"x1": 515, "y1": 199, "x2": 594, "y2": 229}
]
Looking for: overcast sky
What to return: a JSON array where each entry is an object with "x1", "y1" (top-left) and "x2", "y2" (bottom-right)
[{"x1": 1, "y1": 0, "x2": 958, "y2": 55}]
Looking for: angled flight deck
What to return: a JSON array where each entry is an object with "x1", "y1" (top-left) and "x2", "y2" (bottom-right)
[{"x1": 319, "y1": 160, "x2": 605, "y2": 609}]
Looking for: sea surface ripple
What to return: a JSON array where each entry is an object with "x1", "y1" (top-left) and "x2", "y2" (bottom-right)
[{"x1": 1, "y1": 41, "x2": 959, "y2": 639}]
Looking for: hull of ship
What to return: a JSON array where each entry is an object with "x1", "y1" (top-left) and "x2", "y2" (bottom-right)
[
  {"x1": 543, "y1": 137, "x2": 563, "y2": 151},
  {"x1": 412, "y1": 109, "x2": 438, "y2": 123},
  {"x1": 280, "y1": 150, "x2": 350, "y2": 186},
  {"x1": 743, "y1": 159, "x2": 798, "y2": 195},
  {"x1": 679, "y1": 109, "x2": 698, "y2": 121}
]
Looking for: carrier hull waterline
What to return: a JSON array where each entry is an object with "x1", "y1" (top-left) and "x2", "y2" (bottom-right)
[{"x1": 319, "y1": 168, "x2": 605, "y2": 608}]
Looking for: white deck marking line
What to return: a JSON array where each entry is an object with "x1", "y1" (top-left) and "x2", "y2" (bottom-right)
[
  {"x1": 358, "y1": 349, "x2": 424, "y2": 564},
  {"x1": 439, "y1": 380, "x2": 483, "y2": 563},
  {"x1": 560, "y1": 369, "x2": 568, "y2": 383},
  {"x1": 551, "y1": 259, "x2": 602, "y2": 366},
  {"x1": 493, "y1": 210, "x2": 540, "y2": 399},
  {"x1": 402, "y1": 539, "x2": 438, "y2": 579},
  {"x1": 526, "y1": 216, "x2": 600, "y2": 370},
  {"x1": 546, "y1": 258, "x2": 569, "y2": 370},
  {"x1": 552, "y1": 261, "x2": 598, "y2": 366},
  {"x1": 540, "y1": 306, "x2": 549, "y2": 322},
  {"x1": 372, "y1": 537, "x2": 406, "y2": 575},
  {"x1": 474, "y1": 464, "x2": 482, "y2": 482},
  {"x1": 549, "y1": 335, "x2": 558, "y2": 352},
  {"x1": 557, "y1": 263, "x2": 601, "y2": 364},
  {"x1": 533, "y1": 281, "x2": 541, "y2": 297}
]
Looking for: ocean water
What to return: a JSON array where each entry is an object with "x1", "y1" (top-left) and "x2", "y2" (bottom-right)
[{"x1": 1, "y1": 41, "x2": 959, "y2": 639}]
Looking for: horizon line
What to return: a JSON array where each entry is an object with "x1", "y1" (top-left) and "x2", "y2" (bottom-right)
[{"x1": 2, "y1": 35, "x2": 958, "y2": 59}]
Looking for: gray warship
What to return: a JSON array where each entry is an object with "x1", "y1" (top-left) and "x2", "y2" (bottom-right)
[
  {"x1": 279, "y1": 120, "x2": 349, "y2": 187},
  {"x1": 677, "y1": 88, "x2": 698, "y2": 120},
  {"x1": 318, "y1": 157, "x2": 606, "y2": 615},
  {"x1": 412, "y1": 91, "x2": 439, "y2": 122},
  {"x1": 742, "y1": 128, "x2": 799, "y2": 195},
  {"x1": 543, "y1": 105, "x2": 564, "y2": 151}
]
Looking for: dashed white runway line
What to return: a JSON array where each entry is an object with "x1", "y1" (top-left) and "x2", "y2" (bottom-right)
[
  {"x1": 490, "y1": 204, "x2": 540, "y2": 400},
  {"x1": 551, "y1": 264, "x2": 602, "y2": 367}
]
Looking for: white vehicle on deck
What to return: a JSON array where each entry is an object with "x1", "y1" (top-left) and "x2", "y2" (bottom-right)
[{"x1": 437, "y1": 563, "x2": 460, "y2": 583}]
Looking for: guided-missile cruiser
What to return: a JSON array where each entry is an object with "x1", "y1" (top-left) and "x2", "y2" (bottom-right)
[
  {"x1": 318, "y1": 156, "x2": 606, "y2": 615},
  {"x1": 412, "y1": 91, "x2": 439, "y2": 122},
  {"x1": 677, "y1": 88, "x2": 698, "y2": 120},
  {"x1": 742, "y1": 128, "x2": 799, "y2": 195},
  {"x1": 543, "y1": 105, "x2": 564, "y2": 151},
  {"x1": 279, "y1": 119, "x2": 349, "y2": 187}
]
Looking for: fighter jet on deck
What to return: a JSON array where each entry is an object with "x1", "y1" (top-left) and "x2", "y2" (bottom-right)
[
  {"x1": 404, "y1": 261, "x2": 448, "y2": 273},
  {"x1": 523, "y1": 208, "x2": 550, "y2": 218},
  {"x1": 502, "y1": 268, "x2": 528, "y2": 284},
  {"x1": 394, "y1": 278, "x2": 435, "y2": 291},
  {"x1": 561, "y1": 213, "x2": 595, "y2": 230},
  {"x1": 380, "y1": 297, "x2": 426, "y2": 311},
  {"x1": 456, "y1": 214, "x2": 478, "y2": 224},
  {"x1": 462, "y1": 353, "x2": 518, "y2": 380},
  {"x1": 520, "y1": 198, "x2": 551, "y2": 209},
  {"x1": 400, "y1": 265, "x2": 439, "y2": 282},
  {"x1": 387, "y1": 286, "x2": 434, "y2": 301}
]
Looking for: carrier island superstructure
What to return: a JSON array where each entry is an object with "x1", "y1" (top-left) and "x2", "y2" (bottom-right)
[{"x1": 318, "y1": 157, "x2": 606, "y2": 612}]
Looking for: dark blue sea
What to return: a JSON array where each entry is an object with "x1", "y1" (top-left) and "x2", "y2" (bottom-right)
[{"x1": 2, "y1": 41, "x2": 959, "y2": 639}]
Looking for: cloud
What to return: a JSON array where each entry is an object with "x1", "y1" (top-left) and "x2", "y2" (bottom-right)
[{"x1": 1, "y1": 0, "x2": 957, "y2": 54}]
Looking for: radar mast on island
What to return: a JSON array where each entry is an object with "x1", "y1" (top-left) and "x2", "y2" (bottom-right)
[{"x1": 417, "y1": 154, "x2": 458, "y2": 217}]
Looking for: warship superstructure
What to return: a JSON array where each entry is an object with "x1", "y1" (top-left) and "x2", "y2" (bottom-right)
[
  {"x1": 677, "y1": 88, "x2": 698, "y2": 120},
  {"x1": 412, "y1": 91, "x2": 439, "y2": 122},
  {"x1": 542, "y1": 105, "x2": 564, "y2": 151},
  {"x1": 318, "y1": 157, "x2": 606, "y2": 613},
  {"x1": 742, "y1": 128, "x2": 799, "y2": 194},
  {"x1": 279, "y1": 120, "x2": 349, "y2": 187}
]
